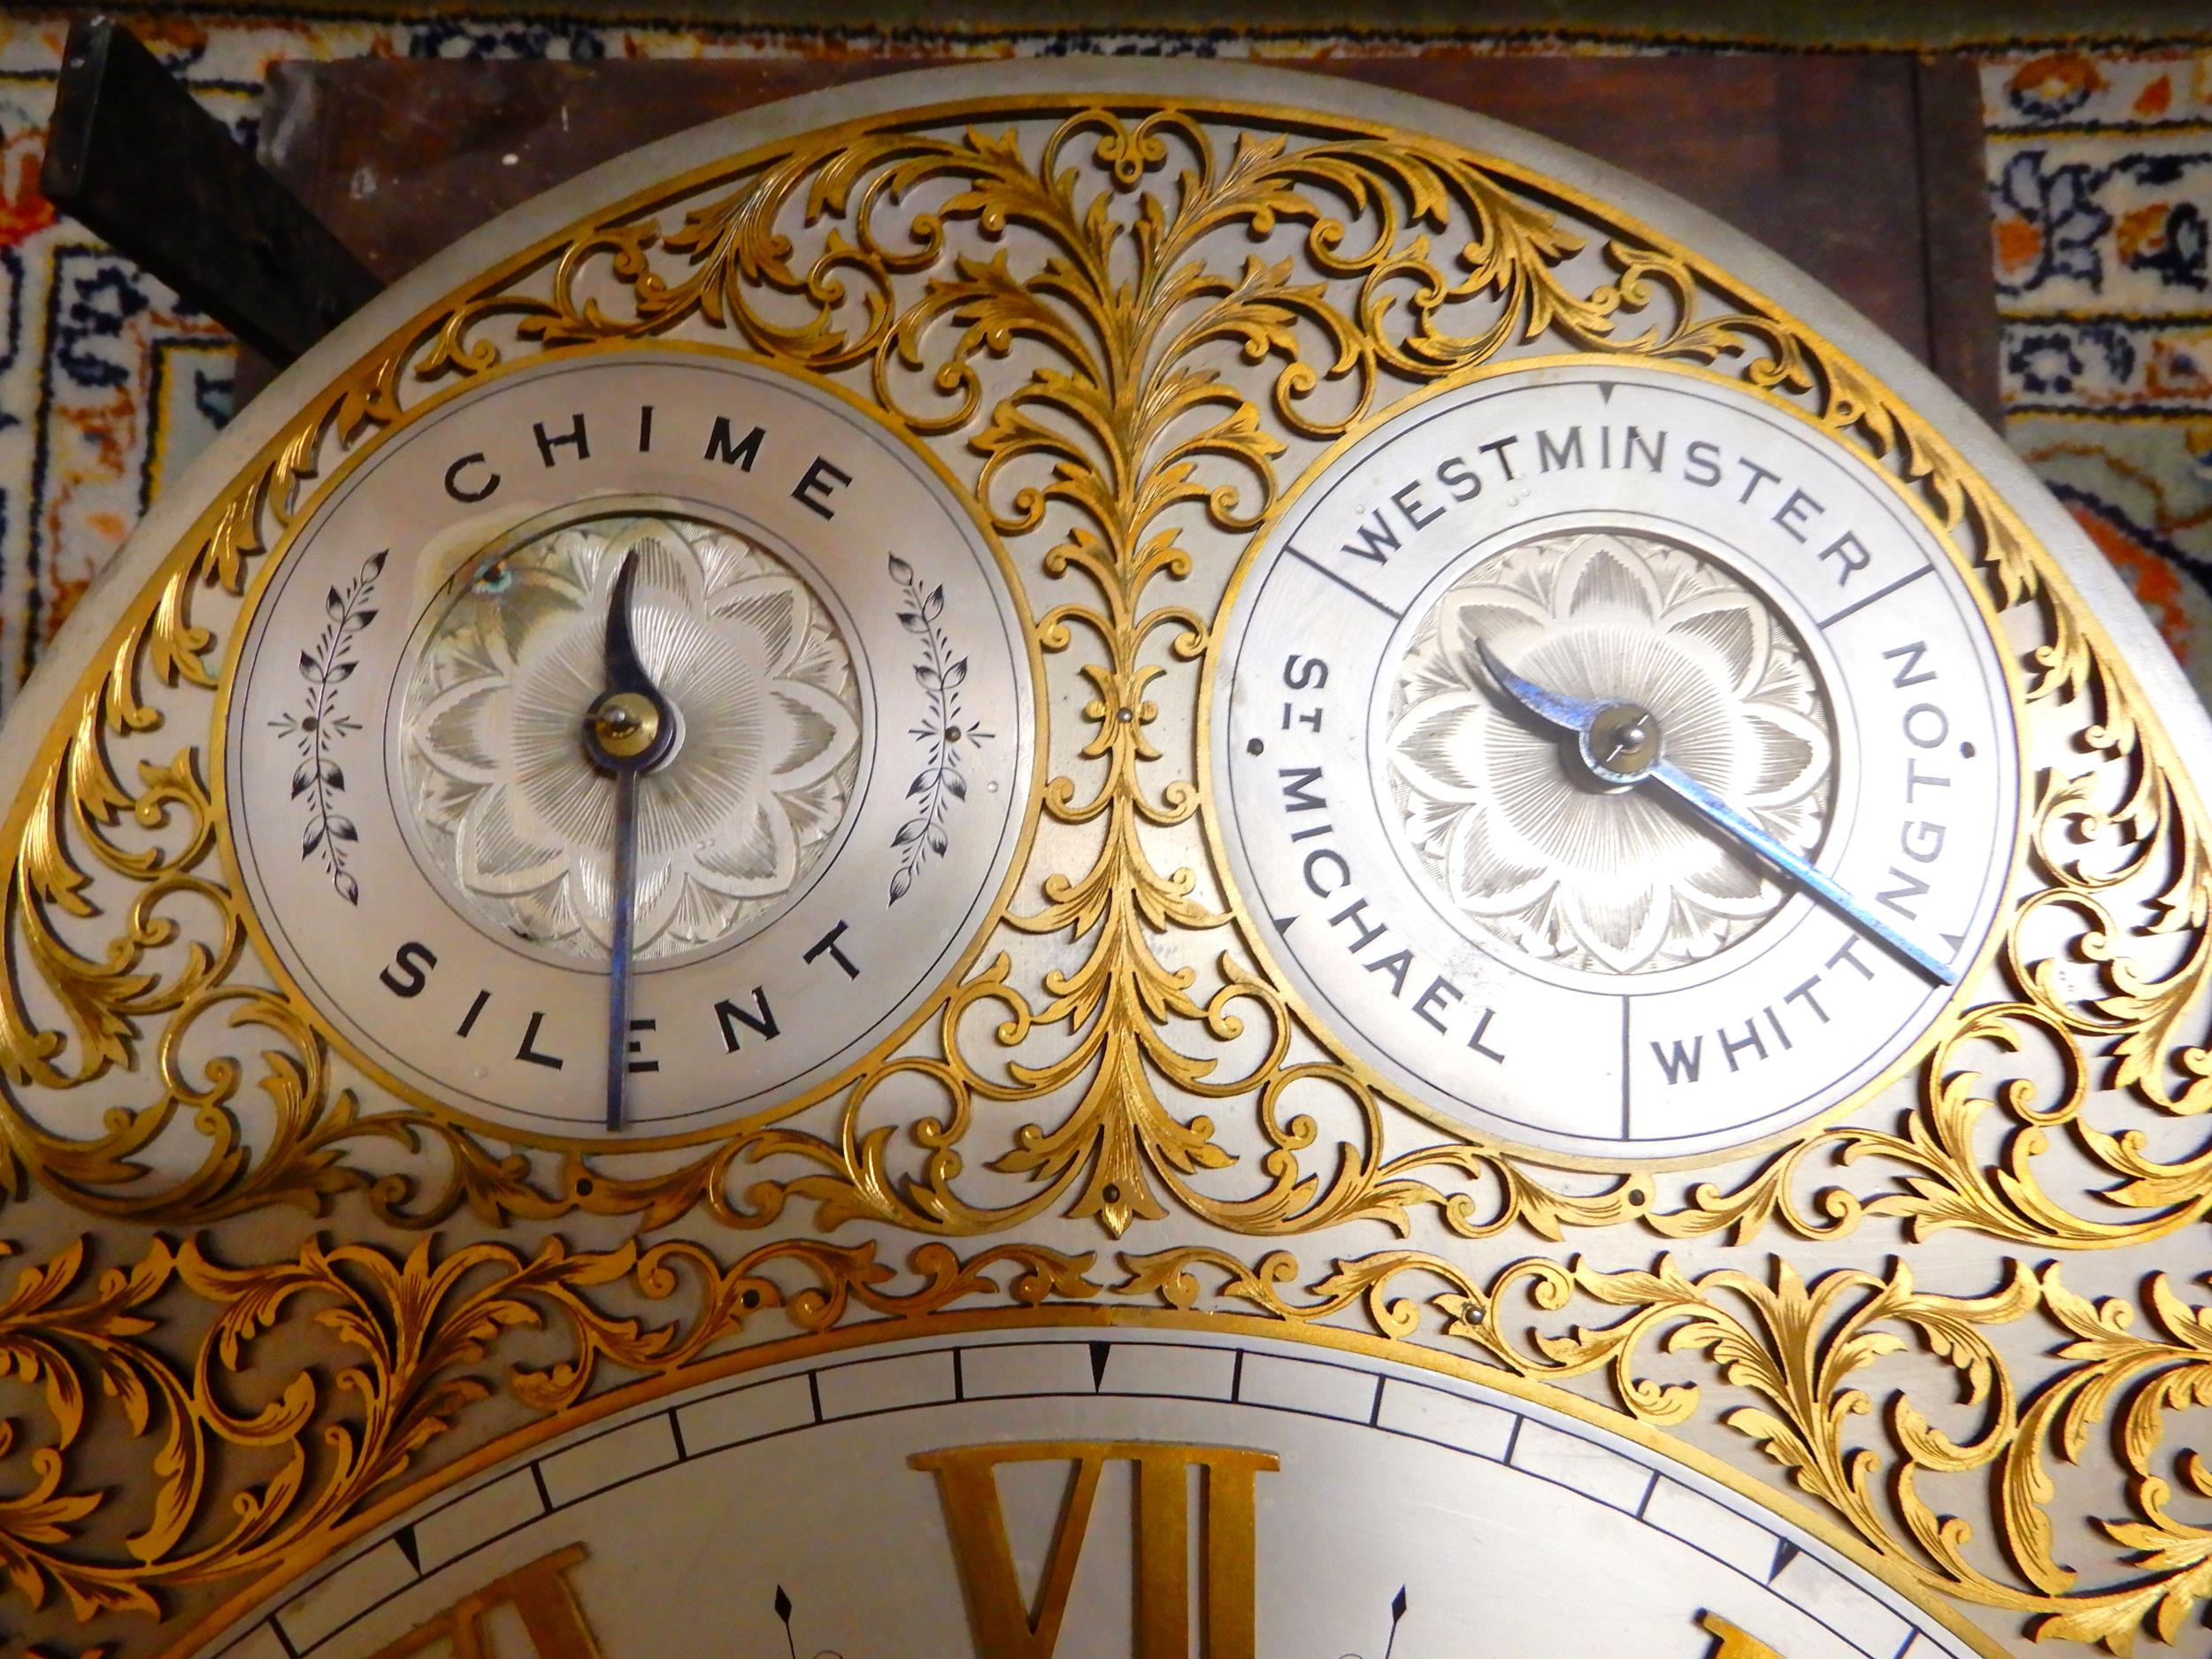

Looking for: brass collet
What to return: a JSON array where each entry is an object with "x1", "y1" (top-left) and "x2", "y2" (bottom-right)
[{"x1": 590, "y1": 691, "x2": 664, "y2": 761}]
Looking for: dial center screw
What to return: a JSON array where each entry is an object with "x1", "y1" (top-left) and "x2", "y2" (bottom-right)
[
  {"x1": 1580, "y1": 700, "x2": 1662, "y2": 783},
  {"x1": 588, "y1": 690, "x2": 664, "y2": 763}
]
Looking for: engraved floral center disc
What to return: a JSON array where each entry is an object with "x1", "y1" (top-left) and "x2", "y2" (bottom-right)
[
  {"x1": 1383, "y1": 529, "x2": 1837, "y2": 976},
  {"x1": 397, "y1": 509, "x2": 864, "y2": 964}
]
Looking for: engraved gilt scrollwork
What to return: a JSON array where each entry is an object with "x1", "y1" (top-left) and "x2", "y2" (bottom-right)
[
  {"x1": 0, "y1": 1230, "x2": 1097, "y2": 1621},
  {"x1": 4, "y1": 1226, "x2": 2211, "y2": 1652},
  {"x1": 0, "y1": 98, "x2": 2202, "y2": 1255},
  {"x1": 1121, "y1": 1243, "x2": 2212, "y2": 1653}
]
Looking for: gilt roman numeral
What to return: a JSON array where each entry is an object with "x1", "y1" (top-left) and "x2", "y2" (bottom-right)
[{"x1": 910, "y1": 1440, "x2": 1278, "y2": 1659}]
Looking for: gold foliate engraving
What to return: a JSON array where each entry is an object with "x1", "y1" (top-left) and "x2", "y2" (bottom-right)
[
  {"x1": 912, "y1": 1441, "x2": 1274, "y2": 1658},
  {"x1": 0, "y1": 1225, "x2": 2198, "y2": 1650},
  {"x1": 0, "y1": 1231, "x2": 1094, "y2": 1621},
  {"x1": 0, "y1": 98, "x2": 2196, "y2": 1251},
  {"x1": 1121, "y1": 1243, "x2": 2212, "y2": 1650}
]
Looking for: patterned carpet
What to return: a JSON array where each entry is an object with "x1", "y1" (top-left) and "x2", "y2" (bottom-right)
[
  {"x1": 0, "y1": 18, "x2": 2208, "y2": 701},
  {"x1": 1985, "y1": 49, "x2": 2212, "y2": 677}
]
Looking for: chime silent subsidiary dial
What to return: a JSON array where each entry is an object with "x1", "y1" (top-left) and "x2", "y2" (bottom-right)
[{"x1": 221, "y1": 352, "x2": 1034, "y2": 1138}]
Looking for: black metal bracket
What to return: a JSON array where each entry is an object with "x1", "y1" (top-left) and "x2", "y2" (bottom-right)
[{"x1": 39, "y1": 17, "x2": 384, "y2": 368}]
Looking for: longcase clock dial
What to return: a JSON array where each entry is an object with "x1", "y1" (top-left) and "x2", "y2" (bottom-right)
[{"x1": 4, "y1": 58, "x2": 2209, "y2": 1659}]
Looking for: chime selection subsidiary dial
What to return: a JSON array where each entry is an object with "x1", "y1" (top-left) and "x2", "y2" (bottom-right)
[
  {"x1": 222, "y1": 350, "x2": 1034, "y2": 1138},
  {"x1": 1212, "y1": 360, "x2": 2020, "y2": 1164}
]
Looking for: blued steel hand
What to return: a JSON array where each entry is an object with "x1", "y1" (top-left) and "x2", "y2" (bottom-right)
[
  {"x1": 1471, "y1": 637, "x2": 1958, "y2": 987},
  {"x1": 581, "y1": 552, "x2": 676, "y2": 1130}
]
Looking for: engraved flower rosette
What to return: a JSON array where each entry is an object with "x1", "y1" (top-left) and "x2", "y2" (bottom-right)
[
  {"x1": 399, "y1": 513, "x2": 863, "y2": 961},
  {"x1": 1384, "y1": 531, "x2": 1837, "y2": 975}
]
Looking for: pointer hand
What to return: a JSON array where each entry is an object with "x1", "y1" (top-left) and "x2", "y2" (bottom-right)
[
  {"x1": 581, "y1": 552, "x2": 676, "y2": 1130},
  {"x1": 1471, "y1": 637, "x2": 1958, "y2": 987}
]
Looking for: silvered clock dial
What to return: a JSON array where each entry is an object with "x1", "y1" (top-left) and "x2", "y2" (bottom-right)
[
  {"x1": 12, "y1": 53, "x2": 2212, "y2": 1659},
  {"x1": 222, "y1": 351, "x2": 1034, "y2": 1137},
  {"x1": 1211, "y1": 359, "x2": 2019, "y2": 1164}
]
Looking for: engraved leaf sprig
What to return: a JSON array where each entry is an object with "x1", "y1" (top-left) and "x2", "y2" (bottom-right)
[
  {"x1": 269, "y1": 549, "x2": 385, "y2": 903},
  {"x1": 888, "y1": 552, "x2": 990, "y2": 904}
]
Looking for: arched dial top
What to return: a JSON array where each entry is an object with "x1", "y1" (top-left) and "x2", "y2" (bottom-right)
[{"x1": 4, "y1": 67, "x2": 2210, "y2": 1659}]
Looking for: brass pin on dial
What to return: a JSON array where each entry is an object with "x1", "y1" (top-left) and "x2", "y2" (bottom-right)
[{"x1": 588, "y1": 690, "x2": 664, "y2": 761}]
